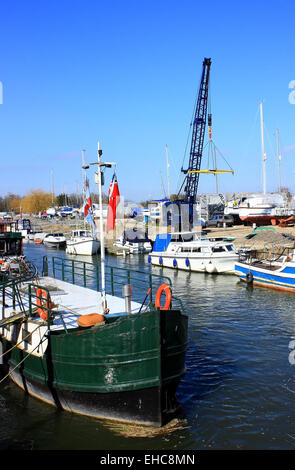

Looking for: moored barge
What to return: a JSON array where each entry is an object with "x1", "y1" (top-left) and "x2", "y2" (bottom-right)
[{"x1": 0, "y1": 256, "x2": 188, "y2": 427}]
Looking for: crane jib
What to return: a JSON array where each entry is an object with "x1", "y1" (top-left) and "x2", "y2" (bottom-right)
[{"x1": 181, "y1": 57, "x2": 211, "y2": 206}]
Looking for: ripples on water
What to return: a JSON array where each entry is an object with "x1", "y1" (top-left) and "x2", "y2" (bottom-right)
[{"x1": 1, "y1": 243, "x2": 295, "y2": 450}]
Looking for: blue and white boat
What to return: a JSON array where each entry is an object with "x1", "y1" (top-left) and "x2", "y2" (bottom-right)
[
  {"x1": 148, "y1": 231, "x2": 239, "y2": 274},
  {"x1": 235, "y1": 251, "x2": 295, "y2": 292}
]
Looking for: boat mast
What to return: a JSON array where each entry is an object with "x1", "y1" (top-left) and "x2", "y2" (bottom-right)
[
  {"x1": 165, "y1": 144, "x2": 170, "y2": 199},
  {"x1": 82, "y1": 149, "x2": 86, "y2": 229},
  {"x1": 276, "y1": 129, "x2": 281, "y2": 192},
  {"x1": 50, "y1": 169, "x2": 54, "y2": 205},
  {"x1": 82, "y1": 143, "x2": 115, "y2": 311},
  {"x1": 260, "y1": 101, "x2": 267, "y2": 194},
  {"x1": 97, "y1": 141, "x2": 107, "y2": 309}
]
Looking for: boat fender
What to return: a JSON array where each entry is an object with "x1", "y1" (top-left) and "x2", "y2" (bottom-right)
[
  {"x1": 36, "y1": 288, "x2": 53, "y2": 321},
  {"x1": 159, "y1": 256, "x2": 163, "y2": 265},
  {"x1": 148, "y1": 255, "x2": 151, "y2": 263},
  {"x1": 245, "y1": 271, "x2": 253, "y2": 284},
  {"x1": 155, "y1": 283, "x2": 172, "y2": 310},
  {"x1": 173, "y1": 259, "x2": 177, "y2": 267},
  {"x1": 78, "y1": 313, "x2": 105, "y2": 327},
  {"x1": 206, "y1": 263, "x2": 216, "y2": 274},
  {"x1": 185, "y1": 258, "x2": 190, "y2": 268}
]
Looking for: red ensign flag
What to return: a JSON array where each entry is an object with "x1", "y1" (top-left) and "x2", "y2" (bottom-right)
[{"x1": 107, "y1": 173, "x2": 120, "y2": 232}]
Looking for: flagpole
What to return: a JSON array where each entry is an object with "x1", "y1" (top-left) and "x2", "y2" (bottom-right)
[
  {"x1": 97, "y1": 141, "x2": 107, "y2": 310},
  {"x1": 82, "y1": 143, "x2": 116, "y2": 312}
]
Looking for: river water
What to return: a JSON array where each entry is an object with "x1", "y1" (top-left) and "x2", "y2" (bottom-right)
[{"x1": 1, "y1": 242, "x2": 295, "y2": 450}]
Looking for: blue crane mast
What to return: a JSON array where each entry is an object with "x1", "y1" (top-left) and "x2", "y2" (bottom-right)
[{"x1": 180, "y1": 57, "x2": 212, "y2": 210}]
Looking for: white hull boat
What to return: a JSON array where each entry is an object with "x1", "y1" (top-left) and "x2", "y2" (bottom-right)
[
  {"x1": 148, "y1": 231, "x2": 239, "y2": 274},
  {"x1": 114, "y1": 229, "x2": 152, "y2": 254},
  {"x1": 66, "y1": 230, "x2": 100, "y2": 256},
  {"x1": 43, "y1": 233, "x2": 66, "y2": 249}
]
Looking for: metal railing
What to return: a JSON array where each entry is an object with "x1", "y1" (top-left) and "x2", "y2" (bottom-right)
[
  {"x1": 1, "y1": 256, "x2": 185, "y2": 331},
  {"x1": 42, "y1": 255, "x2": 184, "y2": 311}
]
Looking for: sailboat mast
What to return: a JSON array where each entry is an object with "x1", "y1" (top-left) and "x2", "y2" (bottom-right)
[
  {"x1": 276, "y1": 129, "x2": 281, "y2": 192},
  {"x1": 260, "y1": 101, "x2": 267, "y2": 194},
  {"x1": 82, "y1": 149, "x2": 86, "y2": 228},
  {"x1": 50, "y1": 169, "x2": 54, "y2": 205},
  {"x1": 165, "y1": 145, "x2": 170, "y2": 199}
]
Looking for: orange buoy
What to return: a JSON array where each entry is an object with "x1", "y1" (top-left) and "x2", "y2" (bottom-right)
[
  {"x1": 78, "y1": 313, "x2": 105, "y2": 328},
  {"x1": 36, "y1": 288, "x2": 53, "y2": 321},
  {"x1": 155, "y1": 284, "x2": 172, "y2": 310}
]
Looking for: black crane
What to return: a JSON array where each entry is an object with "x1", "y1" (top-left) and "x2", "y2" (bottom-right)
[{"x1": 180, "y1": 57, "x2": 211, "y2": 208}]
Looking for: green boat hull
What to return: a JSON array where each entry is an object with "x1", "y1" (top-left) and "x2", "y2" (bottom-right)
[{"x1": 1, "y1": 308, "x2": 188, "y2": 426}]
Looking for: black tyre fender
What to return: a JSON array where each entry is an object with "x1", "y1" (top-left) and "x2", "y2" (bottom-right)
[{"x1": 245, "y1": 271, "x2": 253, "y2": 284}]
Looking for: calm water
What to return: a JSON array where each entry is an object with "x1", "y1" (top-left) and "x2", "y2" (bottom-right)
[{"x1": 1, "y1": 242, "x2": 295, "y2": 450}]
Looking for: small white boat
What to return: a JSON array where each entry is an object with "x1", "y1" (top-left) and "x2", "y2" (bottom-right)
[
  {"x1": 148, "y1": 231, "x2": 239, "y2": 274},
  {"x1": 114, "y1": 229, "x2": 152, "y2": 254},
  {"x1": 66, "y1": 229, "x2": 100, "y2": 256},
  {"x1": 34, "y1": 232, "x2": 46, "y2": 244},
  {"x1": 43, "y1": 233, "x2": 66, "y2": 249}
]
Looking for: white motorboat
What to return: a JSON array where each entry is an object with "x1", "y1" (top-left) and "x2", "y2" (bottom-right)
[
  {"x1": 224, "y1": 193, "x2": 293, "y2": 226},
  {"x1": 148, "y1": 231, "x2": 239, "y2": 274},
  {"x1": 66, "y1": 229, "x2": 100, "y2": 256},
  {"x1": 43, "y1": 233, "x2": 66, "y2": 249},
  {"x1": 114, "y1": 228, "x2": 152, "y2": 254}
]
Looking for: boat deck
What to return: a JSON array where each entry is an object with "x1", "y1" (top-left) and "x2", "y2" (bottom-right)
[
  {"x1": 250, "y1": 263, "x2": 280, "y2": 271},
  {"x1": 2, "y1": 276, "x2": 142, "y2": 331}
]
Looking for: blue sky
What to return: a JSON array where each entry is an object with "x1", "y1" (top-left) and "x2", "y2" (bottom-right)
[{"x1": 0, "y1": 0, "x2": 294, "y2": 202}]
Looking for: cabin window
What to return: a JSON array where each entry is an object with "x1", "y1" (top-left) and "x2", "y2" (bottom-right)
[
  {"x1": 212, "y1": 246, "x2": 226, "y2": 253},
  {"x1": 192, "y1": 247, "x2": 201, "y2": 252},
  {"x1": 181, "y1": 247, "x2": 191, "y2": 253},
  {"x1": 226, "y1": 245, "x2": 234, "y2": 251}
]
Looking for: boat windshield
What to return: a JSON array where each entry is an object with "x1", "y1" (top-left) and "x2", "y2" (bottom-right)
[
  {"x1": 73, "y1": 231, "x2": 90, "y2": 237},
  {"x1": 171, "y1": 233, "x2": 197, "y2": 243}
]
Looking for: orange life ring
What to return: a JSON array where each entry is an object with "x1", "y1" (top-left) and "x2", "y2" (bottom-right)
[
  {"x1": 36, "y1": 288, "x2": 52, "y2": 321},
  {"x1": 155, "y1": 284, "x2": 172, "y2": 310}
]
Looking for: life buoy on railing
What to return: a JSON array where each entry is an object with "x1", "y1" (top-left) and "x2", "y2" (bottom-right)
[
  {"x1": 245, "y1": 271, "x2": 253, "y2": 285},
  {"x1": 155, "y1": 283, "x2": 172, "y2": 310},
  {"x1": 36, "y1": 288, "x2": 53, "y2": 321}
]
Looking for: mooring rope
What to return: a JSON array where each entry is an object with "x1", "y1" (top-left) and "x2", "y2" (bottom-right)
[
  {"x1": 0, "y1": 322, "x2": 44, "y2": 361},
  {"x1": 0, "y1": 327, "x2": 48, "y2": 386}
]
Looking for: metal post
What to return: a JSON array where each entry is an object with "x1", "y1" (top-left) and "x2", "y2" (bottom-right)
[
  {"x1": 97, "y1": 141, "x2": 107, "y2": 310},
  {"x1": 83, "y1": 262, "x2": 86, "y2": 287},
  {"x1": 111, "y1": 267, "x2": 114, "y2": 295},
  {"x1": 276, "y1": 128, "x2": 281, "y2": 192},
  {"x1": 122, "y1": 284, "x2": 132, "y2": 313},
  {"x1": 260, "y1": 101, "x2": 267, "y2": 194}
]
